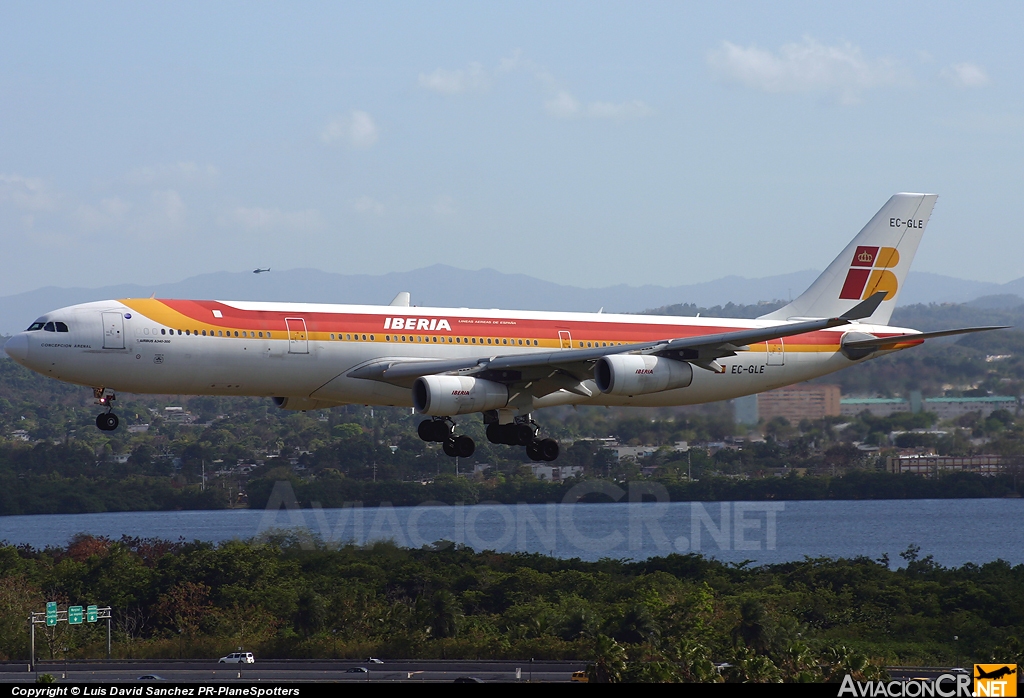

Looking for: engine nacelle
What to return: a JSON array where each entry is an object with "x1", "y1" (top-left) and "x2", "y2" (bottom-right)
[
  {"x1": 412, "y1": 375, "x2": 509, "y2": 416},
  {"x1": 594, "y1": 355, "x2": 693, "y2": 396},
  {"x1": 272, "y1": 396, "x2": 337, "y2": 411}
]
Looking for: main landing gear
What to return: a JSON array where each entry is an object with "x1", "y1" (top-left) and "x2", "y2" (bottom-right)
[
  {"x1": 486, "y1": 417, "x2": 560, "y2": 462},
  {"x1": 418, "y1": 414, "x2": 561, "y2": 461},
  {"x1": 93, "y1": 388, "x2": 119, "y2": 431},
  {"x1": 418, "y1": 417, "x2": 475, "y2": 458}
]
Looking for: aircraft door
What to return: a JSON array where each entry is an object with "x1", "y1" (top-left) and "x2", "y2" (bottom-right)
[
  {"x1": 102, "y1": 312, "x2": 125, "y2": 349},
  {"x1": 558, "y1": 330, "x2": 572, "y2": 349},
  {"x1": 767, "y1": 338, "x2": 785, "y2": 366},
  {"x1": 285, "y1": 317, "x2": 309, "y2": 354}
]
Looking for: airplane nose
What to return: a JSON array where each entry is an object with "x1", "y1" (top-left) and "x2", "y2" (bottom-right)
[{"x1": 4, "y1": 333, "x2": 29, "y2": 363}]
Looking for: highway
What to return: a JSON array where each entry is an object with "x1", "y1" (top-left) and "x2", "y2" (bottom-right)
[{"x1": 0, "y1": 660, "x2": 586, "y2": 683}]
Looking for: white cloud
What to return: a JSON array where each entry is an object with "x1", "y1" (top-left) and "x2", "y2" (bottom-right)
[
  {"x1": 545, "y1": 91, "x2": 653, "y2": 121},
  {"x1": 219, "y1": 206, "x2": 324, "y2": 232},
  {"x1": 353, "y1": 196, "x2": 385, "y2": 216},
  {"x1": 321, "y1": 110, "x2": 379, "y2": 149},
  {"x1": 75, "y1": 196, "x2": 132, "y2": 229},
  {"x1": 708, "y1": 37, "x2": 904, "y2": 104},
  {"x1": 942, "y1": 62, "x2": 990, "y2": 88},
  {"x1": 151, "y1": 190, "x2": 185, "y2": 225},
  {"x1": 544, "y1": 91, "x2": 581, "y2": 118},
  {"x1": 419, "y1": 62, "x2": 490, "y2": 94},
  {"x1": 126, "y1": 162, "x2": 219, "y2": 187},
  {"x1": 419, "y1": 52, "x2": 652, "y2": 121},
  {"x1": 0, "y1": 173, "x2": 57, "y2": 210}
]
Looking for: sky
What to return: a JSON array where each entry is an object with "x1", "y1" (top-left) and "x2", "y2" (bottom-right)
[{"x1": 1, "y1": 2, "x2": 1022, "y2": 298}]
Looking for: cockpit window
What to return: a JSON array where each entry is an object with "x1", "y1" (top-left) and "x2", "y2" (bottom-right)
[
  {"x1": 55, "y1": 322, "x2": 69, "y2": 332},
  {"x1": 26, "y1": 321, "x2": 45, "y2": 331},
  {"x1": 43, "y1": 322, "x2": 55, "y2": 332}
]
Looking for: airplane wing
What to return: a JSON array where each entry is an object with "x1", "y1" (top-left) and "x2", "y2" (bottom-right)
[{"x1": 350, "y1": 293, "x2": 890, "y2": 389}]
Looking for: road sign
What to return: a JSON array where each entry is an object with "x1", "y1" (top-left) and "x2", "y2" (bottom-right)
[
  {"x1": 68, "y1": 606, "x2": 83, "y2": 624},
  {"x1": 87, "y1": 605, "x2": 98, "y2": 623},
  {"x1": 45, "y1": 602, "x2": 57, "y2": 627}
]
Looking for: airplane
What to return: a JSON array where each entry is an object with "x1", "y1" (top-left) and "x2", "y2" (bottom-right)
[
  {"x1": 253, "y1": 268, "x2": 271, "y2": 274},
  {"x1": 3, "y1": 193, "x2": 1005, "y2": 462}
]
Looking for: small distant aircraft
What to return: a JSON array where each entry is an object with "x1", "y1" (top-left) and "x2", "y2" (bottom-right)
[{"x1": 253, "y1": 268, "x2": 270, "y2": 274}]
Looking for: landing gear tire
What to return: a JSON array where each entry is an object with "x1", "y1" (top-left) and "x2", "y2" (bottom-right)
[
  {"x1": 538, "y1": 438, "x2": 559, "y2": 462},
  {"x1": 454, "y1": 435, "x2": 475, "y2": 458},
  {"x1": 442, "y1": 435, "x2": 475, "y2": 458},
  {"x1": 418, "y1": 418, "x2": 453, "y2": 443},
  {"x1": 526, "y1": 441, "x2": 542, "y2": 461},
  {"x1": 442, "y1": 438, "x2": 458, "y2": 457},
  {"x1": 96, "y1": 413, "x2": 119, "y2": 431},
  {"x1": 486, "y1": 422, "x2": 537, "y2": 446}
]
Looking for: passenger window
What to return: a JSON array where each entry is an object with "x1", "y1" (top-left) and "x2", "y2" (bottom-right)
[
  {"x1": 202, "y1": 330, "x2": 207, "y2": 336},
  {"x1": 186, "y1": 330, "x2": 191, "y2": 335},
  {"x1": 259, "y1": 331, "x2": 264, "y2": 338}
]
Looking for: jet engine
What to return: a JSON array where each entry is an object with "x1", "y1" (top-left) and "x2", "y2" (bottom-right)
[
  {"x1": 412, "y1": 375, "x2": 509, "y2": 416},
  {"x1": 594, "y1": 355, "x2": 693, "y2": 396}
]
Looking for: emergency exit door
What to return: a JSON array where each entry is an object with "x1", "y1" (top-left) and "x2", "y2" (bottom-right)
[
  {"x1": 285, "y1": 318, "x2": 309, "y2": 354},
  {"x1": 102, "y1": 312, "x2": 124, "y2": 349}
]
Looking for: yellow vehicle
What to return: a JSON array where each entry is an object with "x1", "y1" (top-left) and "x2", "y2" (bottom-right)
[{"x1": 571, "y1": 670, "x2": 589, "y2": 683}]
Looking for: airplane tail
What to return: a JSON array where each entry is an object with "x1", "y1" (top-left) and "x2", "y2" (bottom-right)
[{"x1": 759, "y1": 193, "x2": 938, "y2": 325}]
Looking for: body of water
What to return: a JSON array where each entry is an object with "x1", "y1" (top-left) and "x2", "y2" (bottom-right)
[{"x1": 1, "y1": 498, "x2": 1021, "y2": 567}]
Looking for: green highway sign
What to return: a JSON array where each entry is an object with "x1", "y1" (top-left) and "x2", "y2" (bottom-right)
[
  {"x1": 45, "y1": 601, "x2": 57, "y2": 627},
  {"x1": 87, "y1": 605, "x2": 98, "y2": 623},
  {"x1": 68, "y1": 605, "x2": 83, "y2": 625}
]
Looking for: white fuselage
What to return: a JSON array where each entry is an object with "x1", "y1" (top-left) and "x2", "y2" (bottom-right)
[{"x1": 4, "y1": 298, "x2": 908, "y2": 414}]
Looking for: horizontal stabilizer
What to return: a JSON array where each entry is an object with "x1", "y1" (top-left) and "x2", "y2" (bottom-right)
[{"x1": 842, "y1": 325, "x2": 1009, "y2": 350}]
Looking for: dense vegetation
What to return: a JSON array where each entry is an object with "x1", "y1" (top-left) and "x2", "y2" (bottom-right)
[{"x1": 1, "y1": 537, "x2": 1022, "y2": 681}]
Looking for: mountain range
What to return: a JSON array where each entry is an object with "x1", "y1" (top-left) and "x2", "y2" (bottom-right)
[{"x1": 1, "y1": 266, "x2": 1022, "y2": 335}]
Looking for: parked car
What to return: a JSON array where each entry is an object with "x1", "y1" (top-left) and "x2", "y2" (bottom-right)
[{"x1": 218, "y1": 652, "x2": 255, "y2": 664}]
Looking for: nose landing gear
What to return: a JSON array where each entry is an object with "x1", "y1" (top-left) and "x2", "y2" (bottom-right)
[
  {"x1": 418, "y1": 417, "x2": 475, "y2": 458},
  {"x1": 93, "y1": 388, "x2": 119, "y2": 431}
]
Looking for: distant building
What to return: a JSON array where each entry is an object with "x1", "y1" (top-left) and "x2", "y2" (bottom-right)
[
  {"x1": 757, "y1": 385, "x2": 841, "y2": 424},
  {"x1": 925, "y1": 396, "x2": 1018, "y2": 420},
  {"x1": 842, "y1": 395, "x2": 1018, "y2": 419},
  {"x1": 841, "y1": 397, "x2": 910, "y2": 417},
  {"x1": 529, "y1": 464, "x2": 583, "y2": 481},
  {"x1": 886, "y1": 454, "x2": 1016, "y2": 477}
]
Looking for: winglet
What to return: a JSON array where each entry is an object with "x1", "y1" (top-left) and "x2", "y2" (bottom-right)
[{"x1": 840, "y1": 291, "x2": 887, "y2": 321}]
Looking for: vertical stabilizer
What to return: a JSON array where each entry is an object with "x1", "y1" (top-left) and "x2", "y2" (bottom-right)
[{"x1": 759, "y1": 193, "x2": 937, "y2": 325}]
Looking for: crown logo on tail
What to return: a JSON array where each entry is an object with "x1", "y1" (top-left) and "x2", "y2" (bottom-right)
[{"x1": 857, "y1": 250, "x2": 875, "y2": 263}]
